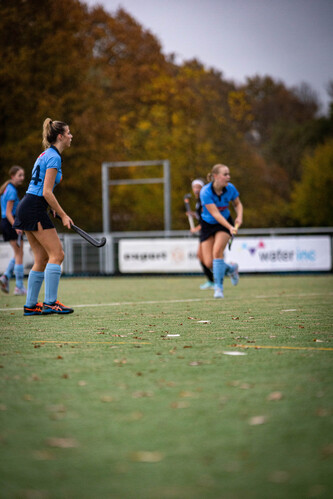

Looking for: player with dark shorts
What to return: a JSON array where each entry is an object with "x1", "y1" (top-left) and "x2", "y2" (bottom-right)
[
  {"x1": 186, "y1": 179, "x2": 214, "y2": 289},
  {"x1": 0, "y1": 166, "x2": 26, "y2": 295},
  {"x1": 13, "y1": 118, "x2": 74, "y2": 316},
  {"x1": 200, "y1": 164, "x2": 243, "y2": 298}
]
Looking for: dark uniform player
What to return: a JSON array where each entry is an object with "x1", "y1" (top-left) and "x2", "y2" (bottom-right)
[{"x1": 187, "y1": 179, "x2": 214, "y2": 289}]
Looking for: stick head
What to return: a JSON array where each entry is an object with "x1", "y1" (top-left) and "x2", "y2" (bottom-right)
[
  {"x1": 97, "y1": 237, "x2": 107, "y2": 248},
  {"x1": 184, "y1": 193, "x2": 192, "y2": 201}
]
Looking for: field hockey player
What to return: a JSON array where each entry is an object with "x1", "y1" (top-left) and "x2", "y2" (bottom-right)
[
  {"x1": 13, "y1": 118, "x2": 74, "y2": 316},
  {"x1": 0, "y1": 166, "x2": 26, "y2": 295},
  {"x1": 199, "y1": 164, "x2": 243, "y2": 298},
  {"x1": 186, "y1": 178, "x2": 215, "y2": 290}
]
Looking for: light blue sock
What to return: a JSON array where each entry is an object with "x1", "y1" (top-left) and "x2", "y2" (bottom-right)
[
  {"x1": 213, "y1": 258, "x2": 226, "y2": 289},
  {"x1": 224, "y1": 263, "x2": 232, "y2": 276},
  {"x1": 44, "y1": 263, "x2": 61, "y2": 304},
  {"x1": 225, "y1": 263, "x2": 237, "y2": 276},
  {"x1": 4, "y1": 258, "x2": 15, "y2": 280},
  {"x1": 25, "y1": 271, "x2": 44, "y2": 307},
  {"x1": 14, "y1": 264, "x2": 24, "y2": 289}
]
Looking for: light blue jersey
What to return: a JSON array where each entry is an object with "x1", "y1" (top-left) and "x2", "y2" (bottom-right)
[
  {"x1": 200, "y1": 182, "x2": 239, "y2": 224},
  {"x1": 1, "y1": 183, "x2": 19, "y2": 219},
  {"x1": 27, "y1": 146, "x2": 62, "y2": 196}
]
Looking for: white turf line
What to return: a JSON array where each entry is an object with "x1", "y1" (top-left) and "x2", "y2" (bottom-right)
[{"x1": 1, "y1": 292, "x2": 332, "y2": 313}]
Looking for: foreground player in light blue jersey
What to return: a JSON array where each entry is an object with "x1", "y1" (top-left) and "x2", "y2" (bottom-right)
[
  {"x1": 0, "y1": 166, "x2": 26, "y2": 295},
  {"x1": 200, "y1": 164, "x2": 243, "y2": 298},
  {"x1": 14, "y1": 118, "x2": 74, "y2": 315}
]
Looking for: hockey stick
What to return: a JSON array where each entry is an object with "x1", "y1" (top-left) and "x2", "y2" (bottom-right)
[
  {"x1": 228, "y1": 223, "x2": 239, "y2": 250},
  {"x1": 16, "y1": 232, "x2": 22, "y2": 248},
  {"x1": 54, "y1": 214, "x2": 106, "y2": 248},
  {"x1": 184, "y1": 193, "x2": 195, "y2": 230}
]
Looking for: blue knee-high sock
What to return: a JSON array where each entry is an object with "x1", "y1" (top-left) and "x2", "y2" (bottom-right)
[
  {"x1": 224, "y1": 263, "x2": 232, "y2": 276},
  {"x1": 4, "y1": 258, "x2": 15, "y2": 280},
  {"x1": 213, "y1": 259, "x2": 226, "y2": 289},
  {"x1": 14, "y1": 264, "x2": 24, "y2": 289},
  {"x1": 25, "y1": 270, "x2": 44, "y2": 307},
  {"x1": 44, "y1": 263, "x2": 61, "y2": 304}
]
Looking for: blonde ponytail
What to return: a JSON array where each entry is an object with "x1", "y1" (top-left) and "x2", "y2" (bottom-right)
[{"x1": 42, "y1": 117, "x2": 68, "y2": 149}]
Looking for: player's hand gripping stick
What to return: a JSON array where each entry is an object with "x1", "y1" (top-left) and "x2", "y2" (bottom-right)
[
  {"x1": 228, "y1": 223, "x2": 239, "y2": 250},
  {"x1": 184, "y1": 193, "x2": 195, "y2": 230}
]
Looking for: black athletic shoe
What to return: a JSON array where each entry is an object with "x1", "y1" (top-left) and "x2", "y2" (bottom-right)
[
  {"x1": 42, "y1": 300, "x2": 74, "y2": 315},
  {"x1": 24, "y1": 302, "x2": 43, "y2": 316}
]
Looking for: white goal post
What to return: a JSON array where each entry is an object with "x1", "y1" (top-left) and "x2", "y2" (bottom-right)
[{"x1": 101, "y1": 160, "x2": 171, "y2": 233}]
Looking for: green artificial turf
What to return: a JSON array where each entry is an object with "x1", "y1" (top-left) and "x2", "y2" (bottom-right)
[{"x1": 0, "y1": 275, "x2": 332, "y2": 499}]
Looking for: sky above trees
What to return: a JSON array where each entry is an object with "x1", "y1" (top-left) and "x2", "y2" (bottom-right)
[{"x1": 83, "y1": 0, "x2": 333, "y2": 115}]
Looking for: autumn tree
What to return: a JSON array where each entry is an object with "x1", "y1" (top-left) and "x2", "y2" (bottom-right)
[
  {"x1": 291, "y1": 139, "x2": 333, "y2": 226},
  {"x1": 1, "y1": 1, "x2": 331, "y2": 231}
]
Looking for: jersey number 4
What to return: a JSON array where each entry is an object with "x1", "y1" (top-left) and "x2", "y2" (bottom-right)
[{"x1": 31, "y1": 165, "x2": 42, "y2": 185}]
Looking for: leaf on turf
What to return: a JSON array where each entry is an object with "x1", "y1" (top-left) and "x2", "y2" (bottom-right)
[
  {"x1": 132, "y1": 391, "x2": 154, "y2": 398},
  {"x1": 313, "y1": 339, "x2": 324, "y2": 342},
  {"x1": 46, "y1": 437, "x2": 79, "y2": 448},
  {"x1": 268, "y1": 470, "x2": 289, "y2": 483},
  {"x1": 46, "y1": 405, "x2": 66, "y2": 413},
  {"x1": 101, "y1": 395, "x2": 113, "y2": 402},
  {"x1": 61, "y1": 373, "x2": 69, "y2": 379},
  {"x1": 249, "y1": 415, "x2": 267, "y2": 425},
  {"x1": 183, "y1": 345, "x2": 192, "y2": 348},
  {"x1": 267, "y1": 391, "x2": 283, "y2": 401},
  {"x1": 179, "y1": 391, "x2": 195, "y2": 398},
  {"x1": 130, "y1": 451, "x2": 164, "y2": 462},
  {"x1": 57, "y1": 355, "x2": 63, "y2": 360},
  {"x1": 170, "y1": 401, "x2": 190, "y2": 409},
  {"x1": 189, "y1": 361, "x2": 202, "y2": 366},
  {"x1": 321, "y1": 443, "x2": 333, "y2": 458},
  {"x1": 128, "y1": 411, "x2": 144, "y2": 421},
  {"x1": 78, "y1": 380, "x2": 87, "y2": 386},
  {"x1": 232, "y1": 317, "x2": 239, "y2": 320},
  {"x1": 114, "y1": 358, "x2": 127, "y2": 365},
  {"x1": 187, "y1": 316, "x2": 196, "y2": 320},
  {"x1": 316, "y1": 408, "x2": 329, "y2": 417},
  {"x1": 0, "y1": 404, "x2": 7, "y2": 411},
  {"x1": 197, "y1": 320, "x2": 211, "y2": 324}
]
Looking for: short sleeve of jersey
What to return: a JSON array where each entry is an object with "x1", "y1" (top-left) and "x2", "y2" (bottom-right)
[
  {"x1": 200, "y1": 183, "x2": 214, "y2": 205},
  {"x1": 26, "y1": 147, "x2": 62, "y2": 196},
  {"x1": 5, "y1": 184, "x2": 17, "y2": 201},
  {"x1": 1, "y1": 184, "x2": 19, "y2": 218},
  {"x1": 46, "y1": 154, "x2": 60, "y2": 170},
  {"x1": 228, "y1": 183, "x2": 240, "y2": 200}
]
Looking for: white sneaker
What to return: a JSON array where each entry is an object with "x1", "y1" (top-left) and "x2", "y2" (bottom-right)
[
  {"x1": 14, "y1": 286, "x2": 27, "y2": 296},
  {"x1": 0, "y1": 275, "x2": 9, "y2": 294},
  {"x1": 200, "y1": 281, "x2": 215, "y2": 290},
  {"x1": 214, "y1": 287, "x2": 224, "y2": 299}
]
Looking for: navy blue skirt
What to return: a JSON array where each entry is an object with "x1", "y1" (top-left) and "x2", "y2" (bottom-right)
[
  {"x1": 200, "y1": 216, "x2": 234, "y2": 242},
  {"x1": 13, "y1": 194, "x2": 55, "y2": 231},
  {"x1": 1, "y1": 217, "x2": 18, "y2": 242}
]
